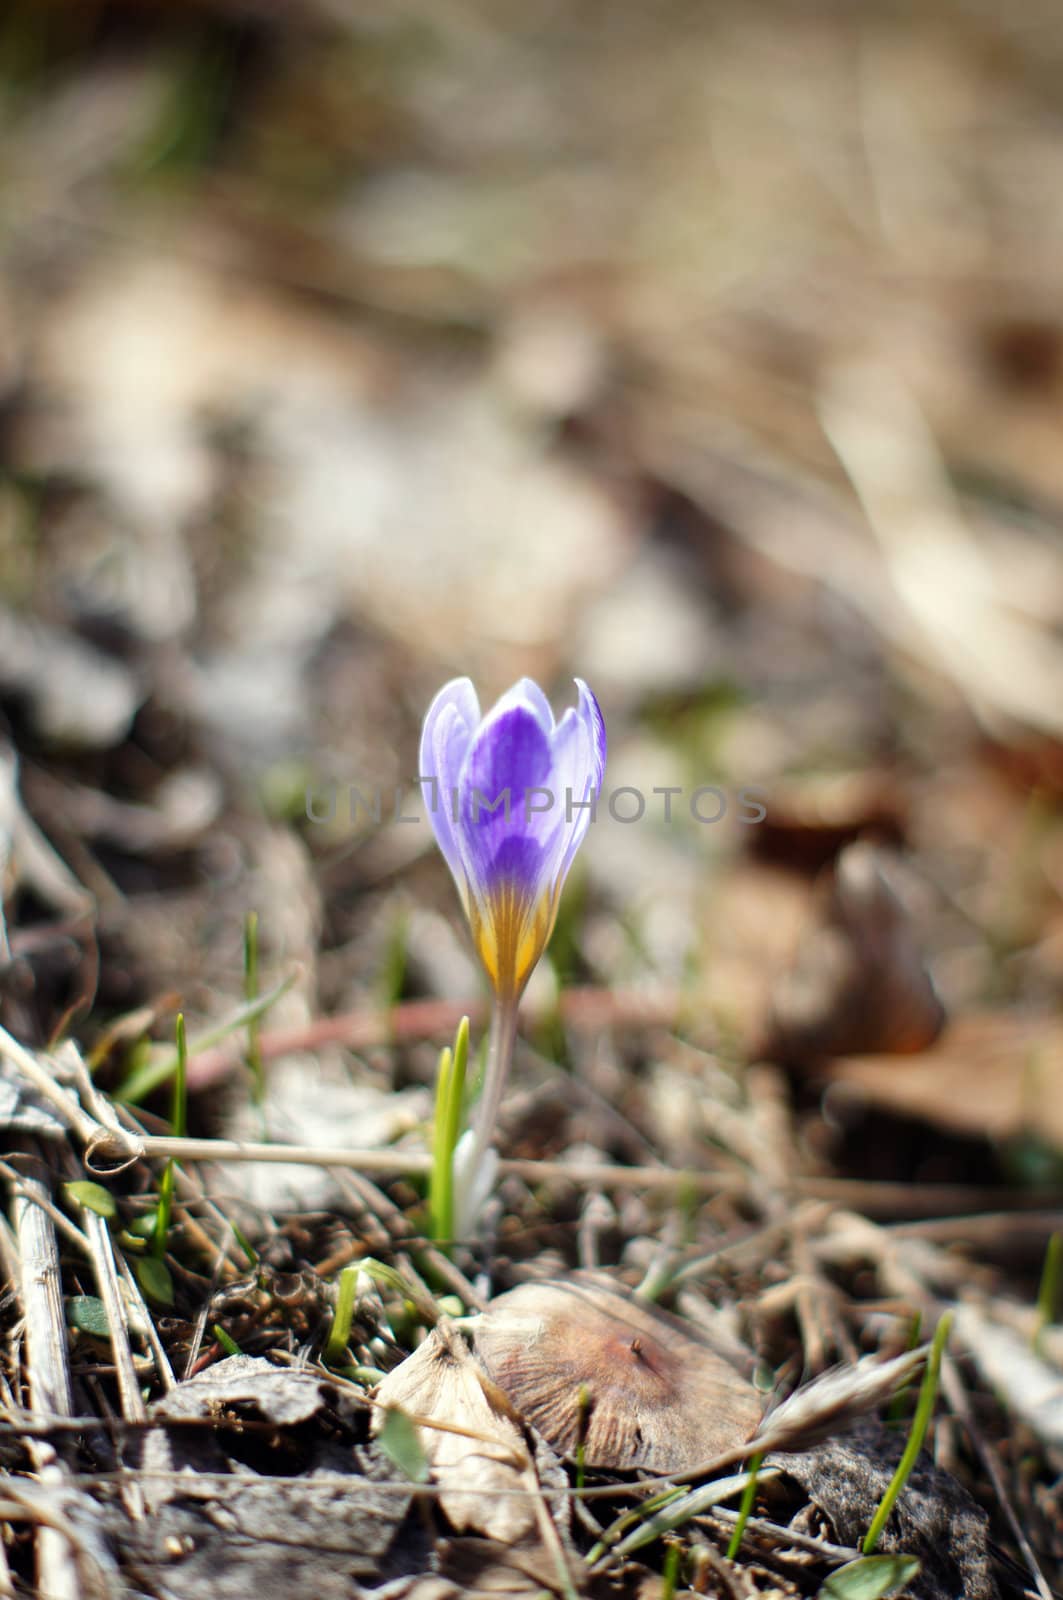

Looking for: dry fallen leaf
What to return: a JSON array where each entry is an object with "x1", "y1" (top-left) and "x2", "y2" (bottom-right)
[
  {"x1": 373, "y1": 1319, "x2": 554, "y2": 1544},
  {"x1": 763, "y1": 841, "x2": 946, "y2": 1062},
  {"x1": 821, "y1": 1012, "x2": 1063, "y2": 1151}
]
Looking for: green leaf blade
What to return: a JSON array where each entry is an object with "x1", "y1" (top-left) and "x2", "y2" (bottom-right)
[
  {"x1": 67, "y1": 1295, "x2": 111, "y2": 1337},
  {"x1": 136, "y1": 1255, "x2": 175, "y2": 1307},
  {"x1": 376, "y1": 1405, "x2": 430, "y2": 1484},
  {"x1": 64, "y1": 1181, "x2": 116, "y2": 1219},
  {"x1": 820, "y1": 1555, "x2": 922, "y2": 1600}
]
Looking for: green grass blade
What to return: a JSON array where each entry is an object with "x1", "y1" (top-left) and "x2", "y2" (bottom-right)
[
  {"x1": 661, "y1": 1541, "x2": 681, "y2": 1600},
  {"x1": 172, "y1": 1012, "x2": 188, "y2": 1138},
  {"x1": 588, "y1": 1468, "x2": 781, "y2": 1566},
  {"x1": 863, "y1": 1314, "x2": 952, "y2": 1554},
  {"x1": 213, "y1": 1324, "x2": 242, "y2": 1356},
  {"x1": 726, "y1": 1450, "x2": 764, "y2": 1559},
  {"x1": 117, "y1": 972, "x2": 297, "y2": 1102},
  {"x1": 325, "y1": 1263, "x2": 360, "y2": 1368},
  {"x1": 428, "y1": 1016, "x2": 470, "y2": 1245},
  {"x1": 429, "y1": 1045, "x2": 454, "y2": 1243},
  {"x1": 151, "y1": 1012, "x2": 188, "y2": 1258}
]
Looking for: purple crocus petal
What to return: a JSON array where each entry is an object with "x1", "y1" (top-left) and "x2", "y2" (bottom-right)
[
  {"x1": 457, "y1": 695, "x2": 570, "y2": 997},
  {"x1": 419, "y1": 677, "x2": 481, "y2": 892},
  {"x1": 553, "y1": 678, "x2": 607, "y2": 883},
  {"x1": 510, "y1": 676, "x2": 556, "y2": 736},
  {"x1": 457, "y1": 701, "x2": 554, "y2": 903}
]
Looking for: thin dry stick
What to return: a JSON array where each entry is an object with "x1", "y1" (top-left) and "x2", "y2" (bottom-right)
[
  {"x1": 0, "y1": 1160, "x2": 91, "y2": 1257},
  {"x1": 707, "y1": 1505, "x2": 859, "y2": 1564},
  {"x1": 0, "y1": 1517, "x2": 12, "y2": 1598},
  {"x1": 82, "y1": 1210, "x2": 148, "y2": 1424},
  {"x1": 0, "y1": 1023, "x2": 137, "y2": 1164},
  {"x1": 746, "y1": 1066, "x2": 849, "y2": 1369},
  {"x1": 102, "y1": 1135, "x2": 1063, "y2": 1218},
  {"x1": 182, "y1": 1221, "x2": 244, "y2": 1381},
  {"x1": 117, "y1": 1255, "x2": 176, "y2": 1392},
  {"x1": 889, "y1": 1212, "x2": 1063, "y2": 1247},
  {"x1": 10, "y1": 1144, "x2": 80, "y2": 1600},
  {"x1": 0, "y1": 1351, "x2": 15, "y2": 1599},
  {"x1": 670, "y1": 1219, "x2": 790, "y2": 1288}
]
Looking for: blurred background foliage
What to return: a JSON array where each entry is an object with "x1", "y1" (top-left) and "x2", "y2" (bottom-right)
[{"x1": 2, "y1": 0, "x2": 1063, "y2": 1190}]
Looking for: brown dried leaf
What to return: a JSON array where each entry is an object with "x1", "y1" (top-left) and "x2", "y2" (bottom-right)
[
  {"x1": 372, "y1": 1321, "x2": 544, "y2": 1544},
  {"x1": 822, "y1": 1012, "x2": 1063, "y2": 1149},
  {"x1": 764, "y1": 843, "x2": 945, "y2": 1062}
]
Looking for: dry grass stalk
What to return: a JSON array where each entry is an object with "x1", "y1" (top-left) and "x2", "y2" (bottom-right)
[
  {"x1": 0, "y1": 1026, "x2": 137, "y2": 1166},
  {"x1": 105, "y1": 1133, "x2": 1063, "y2": 1218},
  {"x1": 82, "y1": 1209, "x2": 148, "y2": 1425},
  {"x1": 10, "y1": 1143, "x2": 80, "y2": 1600}
]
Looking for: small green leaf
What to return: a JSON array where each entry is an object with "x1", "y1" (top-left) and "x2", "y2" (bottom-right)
[
  {"x1": 376, "y1": 1405, "x2": 430, "y2": 1484},
  {"x1": 346, "y1": 1365, "x2": 388, "y2": 1386},
  {"x1": 136, "y1": 1255, "x2": 175, "y2": 1307},
  {"x1": 213, "y1": 1324, "x2": 242, "y2": 1356},
  {"x1": 819, "y1": 1555, "x2": 922, "y2": 1600},
  {"x1": 67, "y1": 1296, "x2": 111, "y2": 1337},
  {"x1": 64, "y1": 1181, "x2": 116, "y2": 1219}
]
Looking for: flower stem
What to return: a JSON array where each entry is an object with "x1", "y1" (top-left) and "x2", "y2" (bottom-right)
[{"x1": 465, "y1": 995, "x2": 518, "y2": 1197}]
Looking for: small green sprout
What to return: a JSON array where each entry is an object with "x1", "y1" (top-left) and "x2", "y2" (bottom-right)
[
  {"x1": 137, "y1": 1013, "x2": 187, "y2": 1309},
  {"x1": 428, "y1": 1016, "x2": 470, "y2": 1246},
  {"x1": 325, "y1": 1262, "x2": 360, "y2": 1369},
  {"x1": 726, "y1": 1449, "x2": 764, "y2": 1560},
  {"x1": 863, "y1": 1312, "x2": 952, "y2": 1554},
  {"x1": 117, "y1": 972, "x2": 296, "y2": 1103},
  {"x1": 661, "y1": 1540, "x2": 681, "y2": 1600},
  {"x1": 230, "y1": 1218, "x2": 258, "y2": 1270},
  {"x1": 63, "y1": 1181, "x2": 116, "y2": 1219},
  {"x1": 376, "y1": 1405, "x2": 430, "y2": 1483},
  {"x1": 886, "y1": 1312, "x2": 922, "y2": 1426}
]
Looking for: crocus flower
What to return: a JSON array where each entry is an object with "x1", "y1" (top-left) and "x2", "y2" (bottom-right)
[
  {"x1": 420, "y1": 676, "x2": 606, "y2": 1002},
  {"x1": 420, "y1": 676, "x2": 606, "y2": 1231}
]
